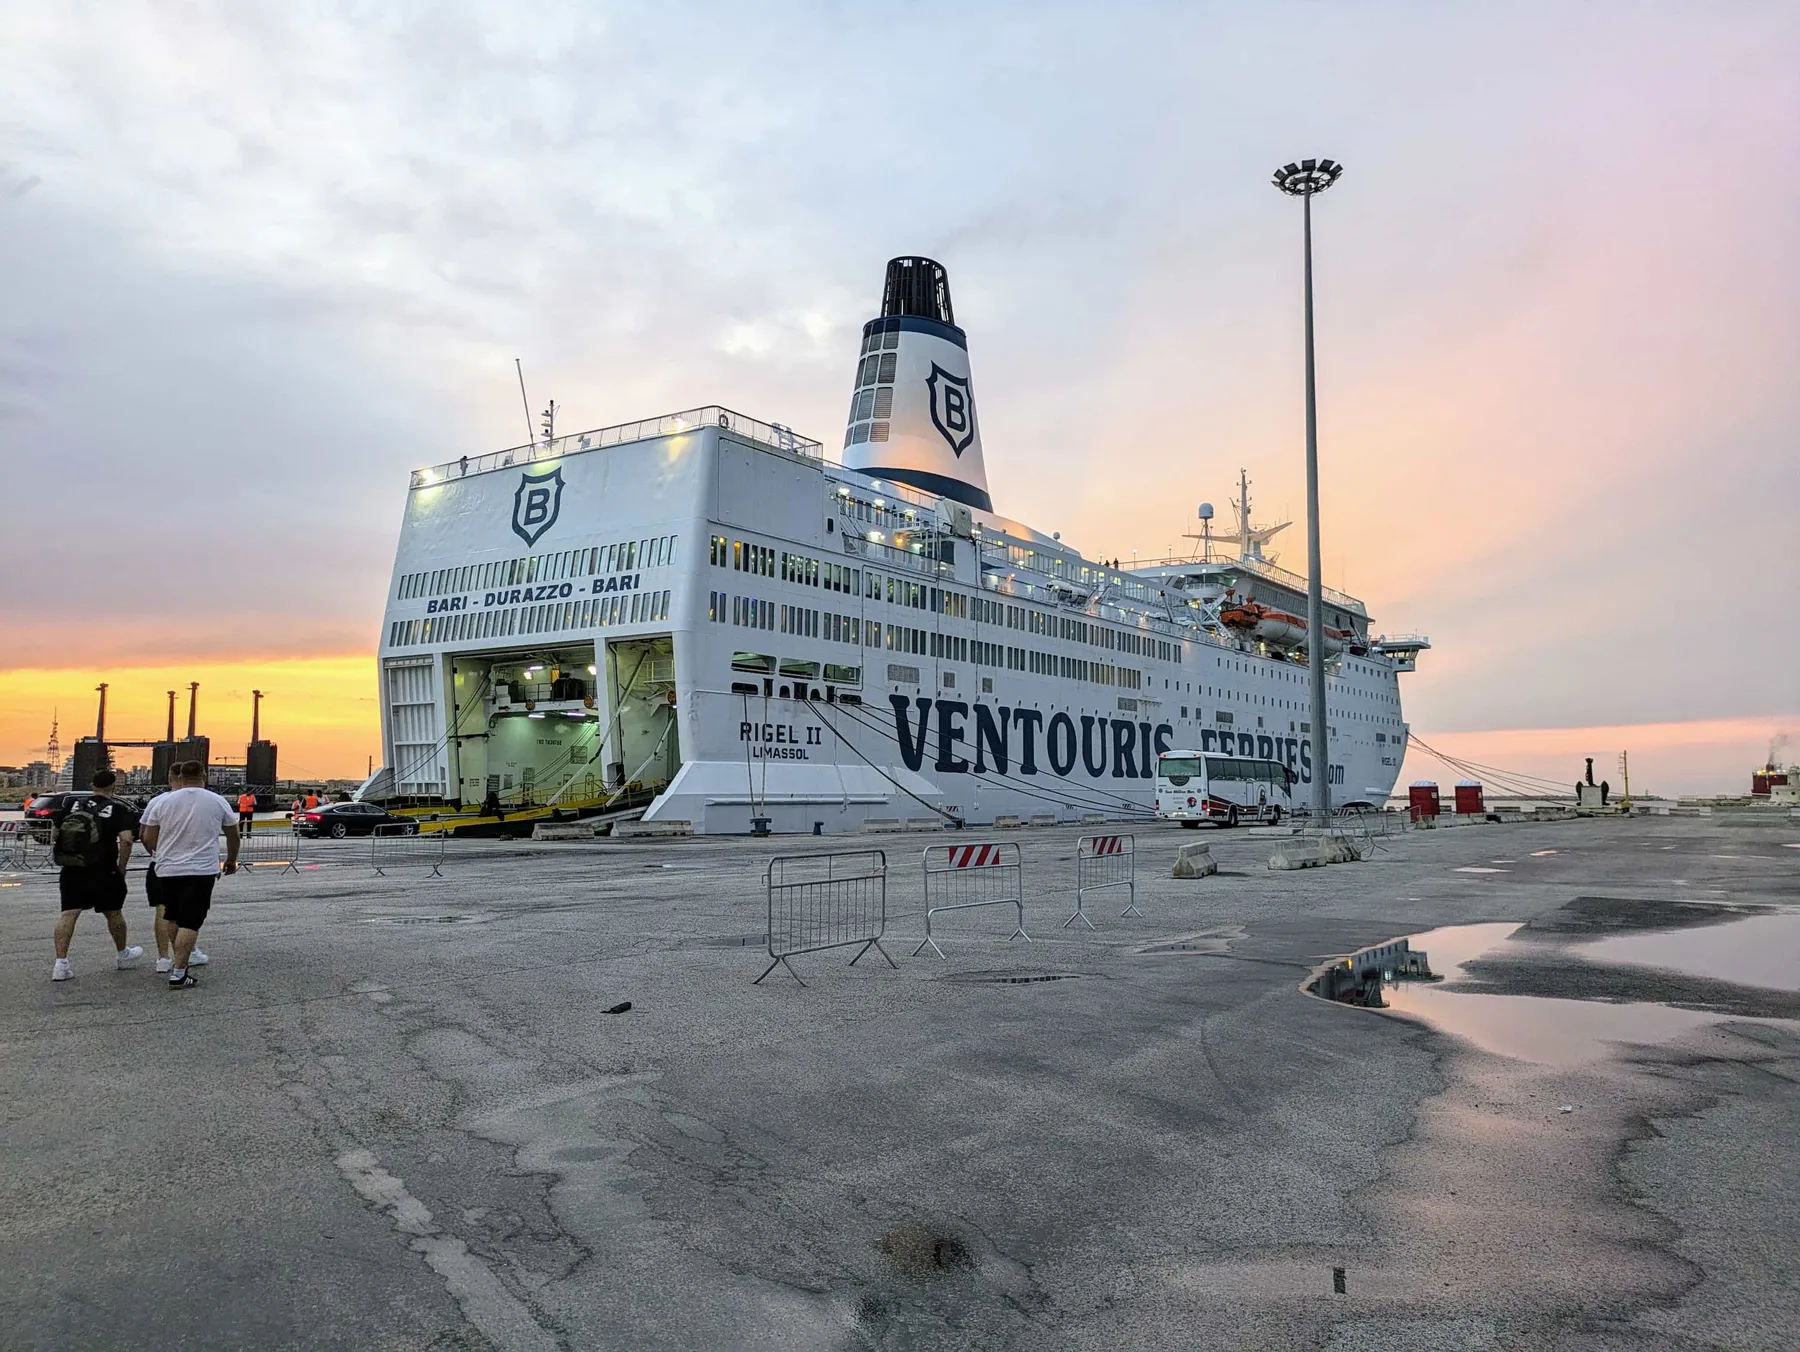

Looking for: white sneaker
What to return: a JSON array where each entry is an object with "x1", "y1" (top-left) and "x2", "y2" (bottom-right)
[
  {"x1": 190, "y1": 949, "x2": 210, "y2": 966},
  {"x1": 155, "y1": 957, "x2": 173, "y2": 973},
  {"x1": 52, "y1": 959, "x2": 73, "y2": 982},
  {"x1": 116, "y1": 945, "x2": 144, "y2": 969}
]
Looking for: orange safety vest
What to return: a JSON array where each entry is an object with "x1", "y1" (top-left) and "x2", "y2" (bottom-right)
[
  {"x1": 238, "y1": 793, "x2": 255, "y2": 813},
  {"x1": 305, "y1": 794, "x2": 318, "y2": 809}
]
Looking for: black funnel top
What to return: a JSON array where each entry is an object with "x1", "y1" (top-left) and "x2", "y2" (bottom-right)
[{"x1": 881, "y1": 257, "x2": 954, "y2": 326}]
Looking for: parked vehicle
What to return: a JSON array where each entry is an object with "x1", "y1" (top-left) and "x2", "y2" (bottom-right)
[
  {"x1": 1154, "y1": 750, "x2": 1294, "y2": 827},
  {"x1": 292, "y1": 802, "x2": 419, "y2": 839}
]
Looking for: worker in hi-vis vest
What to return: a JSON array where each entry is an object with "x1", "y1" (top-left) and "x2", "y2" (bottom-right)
[{"x1": 236, "y1": 791, "x2": 256, "y2": 835}]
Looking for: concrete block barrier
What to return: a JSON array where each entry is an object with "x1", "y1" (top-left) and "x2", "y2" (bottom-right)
[
  {"x1": 1171, "y1": 843, "x2": 1217, "y2": 878},
  {"x1": 860, "y1": 819, "x2": 904, "y2": 833},
  {"x1": 532, "y1": 821, "x2": 594, "y2": 840},
  {"x1": 1028, "y1": 814, "x2": 1059, "y2": 828},
  {"x1": 613, "y1": 819, "x2": 693, "y2": 838},
  {"x1": 1269, "y1": 840, "x2": 1329, "y2": 870},
  {"x1": 1320, "y1": 834, "x2": 1362, "y2": 864},
  {"x1": 992, "y1": 814, "x2": 1023, "y2": 828},
  {"x1": 905, "y1": 817, "x2": 944, "y2": 832}
]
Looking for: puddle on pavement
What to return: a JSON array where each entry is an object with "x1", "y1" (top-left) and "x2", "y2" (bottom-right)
[
  {"x1": 1573, "y1": 913, "x2": 1800, "y2": 993},
  {"x1": 1373, "y1": 920, "x2": 1797, "y2": 1067}
]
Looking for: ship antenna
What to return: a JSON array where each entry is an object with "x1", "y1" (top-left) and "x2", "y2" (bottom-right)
[
  {"x1": 1236, "y1": 469, "x2": 1253, "y2": 562},
  {"x1": 514, "y1": 359, "x2": 537, "y2": 449}
]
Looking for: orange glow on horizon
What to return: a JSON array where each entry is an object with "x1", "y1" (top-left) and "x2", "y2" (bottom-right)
[{"x1": 0, "y1": 655, "x2": 380, "y2": 782}]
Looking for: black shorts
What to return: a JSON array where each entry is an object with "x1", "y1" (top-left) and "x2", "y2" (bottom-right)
[
  {"x1": 158, "y1": 875, "x2": 216, "y2": 932},
  {"x1": 145, "y1": 863, "x2": 162, "y2": 907},
  {"x1": 59, "y1": 868, "x2": 127, "y2": 913}
]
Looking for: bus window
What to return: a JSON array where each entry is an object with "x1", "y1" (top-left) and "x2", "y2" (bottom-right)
[{"x1": 1159, "y1": 756, "x2": 1200, "y2": 787}]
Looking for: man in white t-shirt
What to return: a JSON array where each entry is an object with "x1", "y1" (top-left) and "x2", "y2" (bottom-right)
[{"x1": 138, "y1": 761, "x2": 239, "y2": 989}]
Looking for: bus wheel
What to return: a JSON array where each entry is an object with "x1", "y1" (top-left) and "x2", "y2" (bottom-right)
[
  {"x1": 1227, "y1": 807, "x2": 1239, "y2": 829},
  {"x1": 1269, "y1": 806, "x2": 1282, "y2": 826}
]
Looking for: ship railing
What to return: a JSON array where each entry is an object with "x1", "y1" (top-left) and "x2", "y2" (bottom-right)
[{"x1": 411, "y1": 406, "x2": 822, "y2": 488}]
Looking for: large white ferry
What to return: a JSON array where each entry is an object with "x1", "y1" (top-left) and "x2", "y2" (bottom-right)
[{"x1": 371, "y1": 258, "x2": 1426, "y2": 835}]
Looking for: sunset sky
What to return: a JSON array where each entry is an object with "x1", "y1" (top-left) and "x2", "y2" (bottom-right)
[{"x1": 2, "y1": 3, "x2": 1795, "y2": 794}]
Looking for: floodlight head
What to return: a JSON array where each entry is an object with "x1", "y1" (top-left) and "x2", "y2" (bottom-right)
[{"x1": 1272, "y1": 158, "x2": 1343, "y2": 196}]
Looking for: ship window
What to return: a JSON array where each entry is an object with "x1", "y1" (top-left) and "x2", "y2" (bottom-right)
[
  {"x1": 873, "y1": 387, "x2": 893, "y2": 420},
  {"x1": 887, "y1": 663, "x2": 920, "y2": 684},
  {"x1": 869, "y1": 422, "x2": 889, "y2": 442},
  {"x1": 877, "y1": 352, "x2": 897, "y2": 383},
  {"x1": 855, "y1": 389, "x2": 876, "y2": 421},
  {"x1": 851, "y1": 424, "x2": 870, "y2": 444},
  {"x1": 732, "y1": 652, "x2": 776, "y2": 673},
  {"x1": 780, "y1": 658, "x2": 819, "y2": 679},
  {"x1": 882, "y1": 328, "x2": 899, "y2": 351}
]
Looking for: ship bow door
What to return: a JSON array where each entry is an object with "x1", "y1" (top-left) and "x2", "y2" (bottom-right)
[{"x1": 603, "y1": 637, "x2": 680, "y2": 809}]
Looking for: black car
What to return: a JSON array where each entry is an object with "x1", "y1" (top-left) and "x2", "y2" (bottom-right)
[
  {"x1": 294, "y1": 802, "x2": 419, "y2": 839},
  {"x1": 20, "y1": 791, "x2": 83, "y2": 822}
]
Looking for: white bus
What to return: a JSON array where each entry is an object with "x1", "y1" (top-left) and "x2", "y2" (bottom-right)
[{"x1": 1155, "y1": 750, "x2": 1295, "y2": 828}]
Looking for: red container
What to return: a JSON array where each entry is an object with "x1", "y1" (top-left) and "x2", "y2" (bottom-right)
[
  {"x1": 1454, "y1": 781, "x2": 1484, "y2": 815},
  {"x1": 1408, "y1": 781, "x2": 1440, "y2": 822}
]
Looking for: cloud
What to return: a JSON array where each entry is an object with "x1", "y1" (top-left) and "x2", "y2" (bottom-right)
[{"x1": 1, "y1": 2, "x2": 1796, "y2": 785}]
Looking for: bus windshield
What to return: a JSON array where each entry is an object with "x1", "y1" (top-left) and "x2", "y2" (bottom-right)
[{"x1": 1158, "y1": 757, "x2": 1201, "y2": 786}]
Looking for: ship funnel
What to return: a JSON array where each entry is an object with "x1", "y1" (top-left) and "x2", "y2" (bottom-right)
[{"x1": 839, "y1": 256, "x2": 993, "y2": 512}]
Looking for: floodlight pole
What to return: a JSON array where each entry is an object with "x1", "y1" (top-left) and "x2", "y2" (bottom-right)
[{"x1": 1273, "y1": 158, "x2": 1343, "y2": 820}]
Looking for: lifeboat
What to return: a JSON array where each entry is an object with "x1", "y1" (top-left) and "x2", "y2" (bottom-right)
[{"x1": 1219, "y1": 600, "x2": 1349, "y2": 654}]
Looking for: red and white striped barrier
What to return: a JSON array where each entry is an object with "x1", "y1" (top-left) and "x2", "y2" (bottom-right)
[
  {"x1": 916, "y1": 840, "x2": 1027, "y2": 957},
  {"x1": 943, "y1": 842, "x2": 1005, "y2": 869},
  {"x1": 1068, "y1": 832, "x2": 1139, "y2": 927}
]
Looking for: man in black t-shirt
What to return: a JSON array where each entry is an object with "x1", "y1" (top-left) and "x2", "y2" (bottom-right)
[{"x1": 50, "y1": 769, "x2": 145, "y2": 982}]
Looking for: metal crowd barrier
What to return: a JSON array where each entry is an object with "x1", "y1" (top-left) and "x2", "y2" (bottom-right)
[
  {"x1": 1066, "y1": 833, "x2": 1139, "y2": 928},
  {"x1": 915, "y1": 840, "x2": 1029, "y2": 958},
  {"x1": 0, "y1": 820, "x2": 56, "y2": 872},
  {"x1": 230, "y1": 826, "x2": 301, "y2": 875},
  {"x1": 757, "y1": 848, "x2": 894, "y2": 986},
  {"x1": 371, "y1": 822, "x2": 444, "y2": 877}
]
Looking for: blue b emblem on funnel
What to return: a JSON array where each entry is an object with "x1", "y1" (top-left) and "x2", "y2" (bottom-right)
[
  {"x1": 926, "y1": 363, "x2": 977, "y2": 457},
  {"x1": 511, "y1": 466, "x2": 565, "y2": 545}
]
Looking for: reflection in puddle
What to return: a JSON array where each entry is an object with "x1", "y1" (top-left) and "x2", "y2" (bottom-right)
[
  {"x1": 1575, "y1": 913, "x2": 1800, "y2": 993},
  {"x1": 1377, "y1": 922, "x2": 1746, "y2": 1067}
]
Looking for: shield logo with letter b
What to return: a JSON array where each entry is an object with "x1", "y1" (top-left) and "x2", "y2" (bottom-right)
[
  {"x1": 926, "y1": 363, "x2": 978, "y2": 457},
  {"x1": 511, "y1": 466, "x2": 565, "y2": 545}
]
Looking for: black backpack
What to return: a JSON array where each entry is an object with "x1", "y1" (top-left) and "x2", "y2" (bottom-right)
[{"x1": 54, "y1": 800, "x2": 105, "y2": 868}]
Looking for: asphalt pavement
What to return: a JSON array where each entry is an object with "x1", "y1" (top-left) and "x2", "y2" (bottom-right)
[{"x1": 2, "y1": 813, "x2": 1796, "y2": 1350}]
